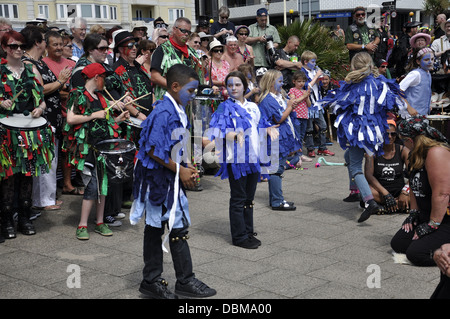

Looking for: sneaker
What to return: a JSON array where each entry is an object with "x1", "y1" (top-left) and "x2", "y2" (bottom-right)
[
  {"x1": 343, "y1": 192, "x2": 361, "y2": 202},
  {"x1": 175, "y1": 278, "x2": 217, "y2": 298},
  {"x1": 301, "y1": 155, "x2": 313, "y2": 162},
  {"x1": 308, "y1": 150, "x2": 316, "y2": 157},
  {"x1": 114, "y1": 212, "x2": 126, "y2": 219},
  {"x1": 139, "y1": 279, "x2": 178, "y2": 299},
  {"x1": 358, "y1": 200, "x2": 383, "y2": 223},
  {"x1": 317, "y1": 149, "x2": 335, "y2": 156},
  {"x1": 271, "y1": 202, "x2": 296, "y2": 211},
  {"x1": 104, "y1": 215, "x2": 122, "y2": 227},
  {"x1": 76, "y1": 227, "x2": 89, "y2": 240},
  {"x1": 94, "y1": 223, "x2": 113, "y2": 236},
  {"x1": 234, "y1": 237, "x2": 259, "y2": 249}
]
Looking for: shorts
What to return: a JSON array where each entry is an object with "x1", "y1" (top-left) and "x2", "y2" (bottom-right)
[{"x1": 81, "y1": 164, "x2": 98, "y2": 200}]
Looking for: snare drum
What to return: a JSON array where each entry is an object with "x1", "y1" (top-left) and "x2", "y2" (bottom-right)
[
  {"x1": 426, "y1": 115, "x2": 450, "y2": 141},
  {"x1": 0, "y1": 114, "x2": 54, "y2": 177},
  {"x1": 94, "y1": 139, "x2": 136, "y2": 184}
]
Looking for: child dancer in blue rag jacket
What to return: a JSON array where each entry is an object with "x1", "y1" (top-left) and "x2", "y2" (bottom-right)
[
  {"x1": 130, "y1": 64, "x2": 216, "y2": 299},
  {"x1": 208, "y1": 71, "x2": 278, "y2": 249},
  {"x1": 317, "y1": 52, "x2": 415, "y2": 223}
]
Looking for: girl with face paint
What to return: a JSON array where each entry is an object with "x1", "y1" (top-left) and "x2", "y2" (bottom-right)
[
  {"x1": 400, "y1": 48, "x2": 434, "y2": 116},
  {"x1": 257, "y1": 69, "x2": 301, "y2": 211},
  {"x1": 208, "y1": 71, "x2": 276, "y2": 249}
]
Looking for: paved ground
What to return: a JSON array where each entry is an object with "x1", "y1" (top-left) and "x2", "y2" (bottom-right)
[{"x1": 0, "y1": 143, "x2": 441, "y2": 300}]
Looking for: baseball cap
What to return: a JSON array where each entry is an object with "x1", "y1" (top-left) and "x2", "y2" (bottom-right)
[
  {"x1": 257, "y1": 8, "x2": 268, "y2": 16},
  {"x1": 82, "y1": 63, "x2": 112, "y2": 79}
]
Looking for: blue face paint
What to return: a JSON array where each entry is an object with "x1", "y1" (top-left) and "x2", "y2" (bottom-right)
[
  {"x1": 307, "y1": 59, "x2": 316, "y2": 70},
  {"x1": 179, "y1": 80, "x2": 199, "y2": 107},
  {"x1": 420, "y1": 53, "x2": 434, "y2": 71},
  {"x1": 227, "y1": 77, "x2": 244, "y2": 100},
  {"x1": 274, "y1": 76, "x2": 283, "y2": 93}
]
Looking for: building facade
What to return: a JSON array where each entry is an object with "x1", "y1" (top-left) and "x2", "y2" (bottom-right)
[{"x1": 2, "y1": 0, "x2": 196, "y2": 31}]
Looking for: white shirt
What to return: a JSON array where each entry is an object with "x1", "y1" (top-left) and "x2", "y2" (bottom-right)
[{"x1": 431, "y1": 35, "x2": 450, "y2": 55}]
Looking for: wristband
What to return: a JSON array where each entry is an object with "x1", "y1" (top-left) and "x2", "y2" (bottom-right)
[
  {"x1": 428, "y1": 220, "x2": 441, "y2": 229},
  {"x1": 402, "y1": 185, "x2": 410, "y2": 194},
  {"x1": 416, "y1": 222, "x2": 437, "y2": 238},
  {"x1": 362, "y1": 44, "x2": 365, "y2": 50}
]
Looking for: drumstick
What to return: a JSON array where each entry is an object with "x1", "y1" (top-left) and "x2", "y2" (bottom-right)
[
  {"x1": 7, "y1": 89, "x2": 24, "y2": 109},
  {"x1": 105, "y1": 92, "x2": 129, "y2": 112},
  {"x1": 132, "y1": 102, "x2": 150, "y2": 112},
  {"x1": 104, "y1": 89, "x2": 126, "y2": 113},
  {"x1": 123, "y1": 92, "x2": 152, "y2": 107}
]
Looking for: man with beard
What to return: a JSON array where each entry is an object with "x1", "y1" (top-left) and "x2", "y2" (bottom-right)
[{"x1": 345, "y1": 7, "x2": 380, "y2": 61}]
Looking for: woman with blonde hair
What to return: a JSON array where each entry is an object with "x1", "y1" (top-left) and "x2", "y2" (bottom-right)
[
  {"x1": 391, "y1": 116, "x2": 450, "y2": 267},
  {"x1": 318, "y1": 52, "x2": 414, "y2": 222},
  {"x1": 258, "y1": 69, "x2": 300, "y2": 210}
]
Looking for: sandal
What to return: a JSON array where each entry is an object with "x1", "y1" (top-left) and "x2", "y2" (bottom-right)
[{"x1": 62, "y1": 187, "x2": 84, "y2": 195}]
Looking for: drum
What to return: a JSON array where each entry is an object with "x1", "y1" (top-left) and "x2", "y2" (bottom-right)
[
  {"x1": 426, "y1": 115, "x2": 450, "y2": 141},
  {"x1": 0, "y1": 114, "x2": 54, "y2": 177},
  {"x1": 188, "y1": 96, "x2": 223, "y2": 137},
  {"x1": 94, "y1": 139, "x2": 136, "y2": 184},
  {"x1": 128, "y1": 117, "x2": 143, "y2": 129}
]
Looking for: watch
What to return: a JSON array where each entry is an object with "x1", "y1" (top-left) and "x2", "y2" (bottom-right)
[{"x1": 362, "y1": 44, "x2": 365, "y2": 50}]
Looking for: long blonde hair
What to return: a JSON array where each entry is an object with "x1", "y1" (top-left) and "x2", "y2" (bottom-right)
[
  {"x1": 345, "y1": 52, "x2": 379, "y2": 83},
  {"x1": 258, "y1": 69, "x2": 286, "y2": 101},
  {"x1": 409, "y1": 134, "x2": 450, "y2": 171}
]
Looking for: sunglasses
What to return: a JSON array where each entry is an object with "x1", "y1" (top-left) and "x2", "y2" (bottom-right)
[
  {"x1": 193, "y1": 41, "x2": 200, "y2": 44},
  {"x1": 220, "y1": 16, "x2": 229, "y2": 19},
  {"x1": 65, "y1": 44, "x2": 73, "y2": 49},
  {"x1": 380, "y1": 65, "x2": 387, "y2": 68},
  {"x1": 238, "y1": 33, "x2": 249, "y2": 36},
  {"x1": 7, "y1": 43, "x2": 26, "y2": 50},
  {"x1": 96, "y1": 46, "x2": 109, "y2": 52},
  {"x1": 159, "y1": 35, "x2": 169, "y2": 39},
  {"x1": 387, "y1": 132, "x2": 397, "y2": 137},
  {"x1": 201, "y1": 38, "x2": 210, "y2": 42},
  {"x1": 121, "y1": 42, "x2": 138, "y2": 49},
  {"x1": 155, "y1": 23, "x2": 168, "y2": 29},
  {"x1": 355, "y1": 13, "x2": 366, "y2": 17},
  {"x1": 212, "y1": 49, "x2": 223, "y2": 53},
  {"x1": 176, "y1": 27, "x2": 192, "y2": 35}
]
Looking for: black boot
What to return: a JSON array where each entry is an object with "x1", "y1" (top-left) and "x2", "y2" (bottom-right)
[
  {"x1": 17, "y1": 200, "x2": 36, "y2": 235},
  {"x1": 1, "y1": 205, "x2": 16, "y2": 239},
  {"x1": 170, "y1": 228, "x2": 216, "y2": 298}
]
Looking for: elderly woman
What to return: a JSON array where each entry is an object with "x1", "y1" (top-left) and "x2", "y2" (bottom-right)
[
  {"x1": 209, "y1": 39, "x2": 230, "y2": 98},
  {"x1": 390, "y1": 116, "x2": 450, "y2": 266},
  {"x1": 0, "y1": 30, "x2": 51, "y2": 238}
]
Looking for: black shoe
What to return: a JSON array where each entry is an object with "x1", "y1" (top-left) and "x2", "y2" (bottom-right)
[
  {"x1": 358, "y1": 200, "x2": 383, "y2": 223},
  {"x1": 1, "y1": 220, "x2": 16, "y2": 239},
  {"x1": 234, "y1": 237, "x2": 259, "y2": 249},
  {"x1": 17, "y1": 217, "x2": 36, "y2": 235},
  {"x1": 139, "y1": 279, "x2": 178, "y2": 299},
  {"x1": 0, "y1": 233, "x2": 5, "y2": 243},
  {"x1": 271, "y1": 202, "x2": 296, "y2": 211},
  {"x1": 343, "y1": 193, "x2": 361, "y2": 202},
  {"x1": 249, "y1": 233, "x2": 261, "y2": 247},
  {"x1": 175, "y1": 278, "x2": 216, "y2": 298}
]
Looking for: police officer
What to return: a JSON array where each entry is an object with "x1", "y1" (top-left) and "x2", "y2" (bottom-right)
[{"x1": 345, "y1": 7, "x2": 380, "y2": 62}]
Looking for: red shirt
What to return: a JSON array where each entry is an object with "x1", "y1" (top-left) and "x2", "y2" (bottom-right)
[{"x1": 288, "y1": 87, "x2": 308, "y2": 119}]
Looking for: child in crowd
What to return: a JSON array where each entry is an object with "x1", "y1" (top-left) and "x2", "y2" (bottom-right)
[
  {"x1": 288, "y1": 71, "x2": 312, "y2": 163},
  {"x1": 237, "y1": 63, "x2": 260, "y2": 103},
  {"x1": 130, "y1": 64, "x2": 216, "y2": 299},
  {"x1": 300, "y1": 50, "x2": 335, "y2": 157},
  {"x1": 63, "y1": 63, "x2": 130, "y2": 240},
  {"x1": 258, "y1": 69, "x2": 300, "y2": 211},
  {"x1": 208, "y1": 70, "x2": 277, "y2": 249}
]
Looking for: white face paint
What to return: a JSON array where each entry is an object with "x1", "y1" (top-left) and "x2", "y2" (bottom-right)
[{"x1": 226, "y1": 76, "x2": 245, "y2": 100}]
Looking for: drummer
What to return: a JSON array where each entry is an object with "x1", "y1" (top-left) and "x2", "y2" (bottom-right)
[
  {"x1": 62, "y1": 63, "x2": 130, "y2": 240},
  {"x1": 0, "y1": 30, "x2": 50, "y2": 239}
]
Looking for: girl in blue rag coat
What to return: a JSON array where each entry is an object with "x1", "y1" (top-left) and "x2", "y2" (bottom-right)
[
  {"x1": 130, "y1": 64, "x2": 216, "y2": 299},
  {"x1": 258, "y1": 69, "x2": 301, "y2": 211},
  {"x1": 317, "y1": 52, "x2": 414, "y2": 223},
  {"x1": 208, "y1": 70, "x2": 277, "y2": 249}
]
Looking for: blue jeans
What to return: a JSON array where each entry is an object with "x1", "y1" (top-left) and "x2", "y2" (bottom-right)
[
  {"x1": 268, "y1": 156, "x2": 286, "y2": 207},
  {"x1": 344, "y1": 147, "x2": 373, "y2": 201},
  {"x1": 293, "y1": 117, "x2": 308, "y2": 154},
  {"x1": 305, "y1": 111, "x2": 327, "y2": 151}
]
